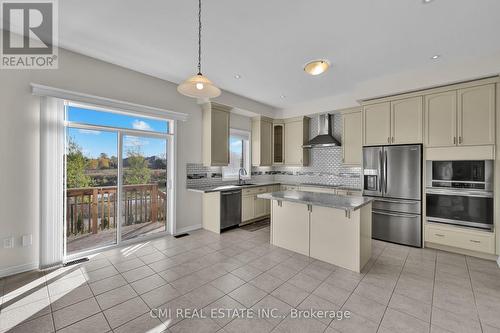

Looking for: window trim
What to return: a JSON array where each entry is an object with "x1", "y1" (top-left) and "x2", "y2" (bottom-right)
[{"x1": 222, "y1": 128, "x2": 251, "y2": 181}]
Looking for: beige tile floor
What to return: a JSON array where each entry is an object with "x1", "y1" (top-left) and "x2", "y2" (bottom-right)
[{"x1": 1, "y1": 226, "x2": 500, "y2": 333}]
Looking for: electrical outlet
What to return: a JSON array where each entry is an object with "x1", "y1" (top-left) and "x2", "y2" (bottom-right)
[
  {"x1": 22, "y1": 234, "x2": 32, "y2": 247},
  {"x1": 3, "y1": 237, "x2": 14, "y2": 249}
]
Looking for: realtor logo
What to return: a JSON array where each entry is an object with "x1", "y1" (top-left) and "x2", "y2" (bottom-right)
[{"x1": 1, "y1": 0, "x2": 58, "y2": 69}]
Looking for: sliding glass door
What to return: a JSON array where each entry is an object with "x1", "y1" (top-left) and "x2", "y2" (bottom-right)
[
  {"x1": 65, "y1": 128, "x2": 119, "y2": 254},
  {"x1": 121, "y1": 135, "x2": 168, "y2": 241},
  {"x1": 64, "y1": 103, "x2": 173, "y2": 257}
]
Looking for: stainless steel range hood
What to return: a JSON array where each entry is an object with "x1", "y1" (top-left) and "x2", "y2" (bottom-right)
[{"x1": 303, "y1": 113, "x2": 341, "y2": 148}]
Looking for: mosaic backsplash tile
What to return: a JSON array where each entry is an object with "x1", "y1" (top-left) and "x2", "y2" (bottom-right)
[{"x1": 186, "y1": 113, "x2": 362, "y2": 189}]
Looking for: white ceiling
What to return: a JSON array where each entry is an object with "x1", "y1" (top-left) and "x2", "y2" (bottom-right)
[{"x1": 59, "y1": 0, "x2": 500, "y2": 115}]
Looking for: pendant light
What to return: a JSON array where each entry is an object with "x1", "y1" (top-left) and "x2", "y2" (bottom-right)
[{"x1": 177, "y1": 0, "x2": 221, "y2": 100}]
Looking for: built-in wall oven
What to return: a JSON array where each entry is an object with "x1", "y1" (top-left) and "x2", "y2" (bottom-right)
[{"x1": 426, "y1": 160, "x2": 493, "y2": 231}]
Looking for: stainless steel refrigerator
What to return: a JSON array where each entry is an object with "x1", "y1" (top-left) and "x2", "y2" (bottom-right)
[{"x1": 363, "y1": 145, "x2": 422, "y2": 247}]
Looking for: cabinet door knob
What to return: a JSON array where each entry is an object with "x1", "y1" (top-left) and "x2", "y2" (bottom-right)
[
  {"x1": 387, "y1": 137, "x2": 390, "y2": 143},
  {"x1": 435, "y1": 233, "x2": 445, "y2": 237},
  {"x1": 392, "y1": 137, "x2": 395, "y2": 143},
  {"x1": 453, "y1": 137, "x2": 456, "y2": 145},
  {"x1": 459, "y1": 136, "x2": 462, "y2": 144},
  {"x1": 470, "y1": 239, "x2": 481, "y2": 244}
]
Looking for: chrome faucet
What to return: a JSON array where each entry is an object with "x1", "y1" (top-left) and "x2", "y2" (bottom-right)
[{"x1": 238, "y1": 168, "x2": 248, "y2": 185}]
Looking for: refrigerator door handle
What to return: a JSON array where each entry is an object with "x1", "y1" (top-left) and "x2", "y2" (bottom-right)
[
  {"x1": 384, "y1": 150, "x2": 388, "y2": 194},
  {"x1": 373, "y1": 210, "x2": 420, "y2": 219},
  {"x1": 379, "y1": 150, "x2": 383, "y2": 193}
]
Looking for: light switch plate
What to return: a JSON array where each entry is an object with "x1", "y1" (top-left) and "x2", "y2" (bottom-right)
[
  {"x1": 22, "y1": 234, "x2": 32, "y2": 247},
  {"x1": 3, "y1": 237, "x2": 14, "y2": 249}
]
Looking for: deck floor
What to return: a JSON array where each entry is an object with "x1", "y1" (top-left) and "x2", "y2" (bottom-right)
[{"x1": 66, "y1": 221, "x2": 166, "y2": 254}]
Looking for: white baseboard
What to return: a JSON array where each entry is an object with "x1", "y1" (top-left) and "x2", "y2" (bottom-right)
[
  {"x1": 0, "y1": 262, "x2": 39, "y2": 278},
  {"x1": 175, "y1": 224, "x2": 202, "y2": 236}
]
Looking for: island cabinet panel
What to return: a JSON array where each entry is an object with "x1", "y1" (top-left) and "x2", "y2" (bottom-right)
[
  {"x1": 271, "y1": 201, "x2": 310, "y2": 256},
  {"x1": 309, "y1": 203, "x2": 372, "y2": 273}
]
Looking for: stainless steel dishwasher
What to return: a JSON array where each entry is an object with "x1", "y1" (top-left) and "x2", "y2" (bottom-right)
[{"x1": 220, "y1": 190, "x2": 242, "y2": 230}]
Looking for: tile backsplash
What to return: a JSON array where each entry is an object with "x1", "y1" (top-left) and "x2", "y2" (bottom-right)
[{"x1": 186, "y1": 113, "x2": 362, "y2": 189}]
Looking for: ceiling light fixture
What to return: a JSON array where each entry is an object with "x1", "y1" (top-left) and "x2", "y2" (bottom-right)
[
  {"x1": 431, "y1": 54, "x2": 441, "y2": 59},
  {"x1": 423, "y1": 0, "x2": 434, "y2": 3},
  {"x1": 177, "y1": 0, "x2": 221, "y2": 101},
  {"x1": 280, "y1": 95, "x2": 286, "y2": 99},
  {"x1": 234, "y1": 74, "x2": 241, "y2": 79},
  {"x1": 304, "y1": 60, "x2": 330, "y2": 76}
]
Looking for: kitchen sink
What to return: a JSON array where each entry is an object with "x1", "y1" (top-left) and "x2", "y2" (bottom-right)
[{"x1": 234, "y1": 183, "x2": 256, "y2": 186}]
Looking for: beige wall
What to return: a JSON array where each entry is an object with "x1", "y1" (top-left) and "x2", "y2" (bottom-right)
[{"x1": 0, "y1": 48, "x2": 274, "y2": 275}]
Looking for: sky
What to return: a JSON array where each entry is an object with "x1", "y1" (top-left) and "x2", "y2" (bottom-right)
[{"x1": 67, "y1": 106, "x2": 168, "y2": 159}]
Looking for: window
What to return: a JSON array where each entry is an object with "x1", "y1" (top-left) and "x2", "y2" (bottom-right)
[{"x1": 223, "y1": 129, "x2": 251, "y2": 180}]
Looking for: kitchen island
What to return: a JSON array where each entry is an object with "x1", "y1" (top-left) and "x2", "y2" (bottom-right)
[{"x1": 258, "y1": 191, "x2": 373, "y2": 273}]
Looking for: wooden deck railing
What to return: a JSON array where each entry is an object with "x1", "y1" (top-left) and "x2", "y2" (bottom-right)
[{"x1": 66, "y1": 184, "x2": 167, "y2": 236}]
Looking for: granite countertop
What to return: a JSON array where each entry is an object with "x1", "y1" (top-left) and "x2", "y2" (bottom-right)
[
  {"x1": 187, "y1": 182, "x2": 281, "y2": 193},
  {"x1": 257, "y1": 190, "x2": 373, "y2": 211},
  {"x1": 187, "y1": 182, "x2": 361, "y2": 193}
]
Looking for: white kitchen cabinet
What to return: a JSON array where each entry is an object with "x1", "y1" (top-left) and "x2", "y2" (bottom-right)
[
  {"x1": 252, "y1": 116, "x2": 273, "y2": 166},
  {"x1": 425, "y1": 223, "x2": 495, "y2": 254},
  {"x1": 363, "y1": 102, "x2": 391, "y2": 145},
  {"x1": 342, "y1": 109, "x2": 362, "y2": 165},
  {"x1": 391, "y1": 96, "x2": 423, "y2": 144},
  {"x1": 202, "y1": 102, "x2": 231, "y2": 166},
  {"x1": 425, "y1": 84, "x2": 495, "y2": 148},
  {"x1": 363, "y1": 98, "x2": 423, "y2": 146},
  {"x1": 271, "y1": 200, "x2": 310, "y2": 256},
  {"x1": 458, "y1": 84, "x2": 495, "y2": 146},
  {"x1": 254, "y1": 196, "x2": 267, "y2": 218},
  {"x1": 242, "y1": 195, "x2": 255, "y2": 222},
  {"x1": 424, "y1": 90, "x2": 457, "y2": 147},
  {"x1": 284, "y1": 117, "x2": 310, "y2": 166}
]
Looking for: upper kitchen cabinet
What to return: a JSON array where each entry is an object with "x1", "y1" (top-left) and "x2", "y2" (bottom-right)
[
  {"x1": 391, "y1": 96, "x2": 423, "y2": 144},
  {"x1": 425, "y1": 84, "x2": 496, "y2": 148},
  {"x1": 363, "y1": 102, "x2": 391, "y2": 145},
  {"x1": 458, "y1": 84, "x2": 495, "y2": 146},
  {"x1": 272, "y1": 121, "x2": 285, "y2": 165},
  {"x1": 202, "y1": 102, "x2": 230, "y2": 166},
  {"x1": 363, "y1": 98, "x2": 423, "y2": 146},
  {"x1": 425, "y1": 90, "x2": 457, "y2": 147},
  {"x1": 341, "y1": 108, "x2": 362, "y2": 165},
  {"x1": 284, "y1": 116, "x2": 310, "y2": 166},
  {"x1": 252, "y1": 116, "x2": 273, "y2": 166}
]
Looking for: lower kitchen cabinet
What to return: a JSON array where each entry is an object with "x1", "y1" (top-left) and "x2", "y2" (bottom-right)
[
  {"x1": 271, "y1": 200, "x2": 310, "y2": 256},
  {"x1": 254, "y1": 196, "x2": 267, "y2": 218},
  {"x1": 242, "y1": 195, "x2": 255, "y2": 222},
  {"x1": 425, "y1": 223, "x2": 495, "y2": 254}
]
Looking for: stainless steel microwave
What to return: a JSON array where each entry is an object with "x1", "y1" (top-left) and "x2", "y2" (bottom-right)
[{"x1": 426, "y1": 160, "x2": 494, "y2": 231}]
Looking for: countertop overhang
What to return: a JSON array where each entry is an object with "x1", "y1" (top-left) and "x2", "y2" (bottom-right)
[{"x1": 258, "y1": 190, "x2": 373, "y2": 211}]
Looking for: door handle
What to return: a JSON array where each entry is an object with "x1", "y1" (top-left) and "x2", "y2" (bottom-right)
[
  {"x1": 373, "y1": 210, "x2": 419, "y2": 219},
  {"x1": 387, "y1": 137, "x2": 390, "y2": 144},
  {"x1": 379, "y1": 150, "x2": 383, "y2": 192},
  {"x1": 453, "y1": 137, "x2": 456, "y2": 145},
  {"x1": 458, "y1": 136, "x2": 462, "y2": 144},
  {"x1": 470, "y1": 239, "x2": 481, "y2": 244},
  {"x1": 375, "y1": 198, "x2": 419, "y2": 204},
  {"x1": 434, "y1": 233, "x2": 445, "y2": 237},
  {"x1": 392, "y1": 137, "x2": 395, "y2": 143},
  {"x1": 384, "y1": 151, "x2": 388, "y2": 194}
]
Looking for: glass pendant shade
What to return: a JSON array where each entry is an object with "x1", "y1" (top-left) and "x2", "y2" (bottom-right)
[{"x1": 177, "y1": 73, "x2": 221, "y2": 99}]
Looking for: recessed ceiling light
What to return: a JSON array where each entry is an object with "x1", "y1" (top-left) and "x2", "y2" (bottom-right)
[
  {"x1": 234, "y1": 74, "x2": 241, "y2": 79},
  {"x1": 304, "y1": 60, "x2": 330, "y2": 76},
  {"x1": 431, "y1": 54, "x2": 441, "y2": 60},
  {"x1": 280, "y1": 95, "x2": 286, "y2": 99},
  {"x1": 423, "y1": 0, "x2": 434, "y2": 3}
]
